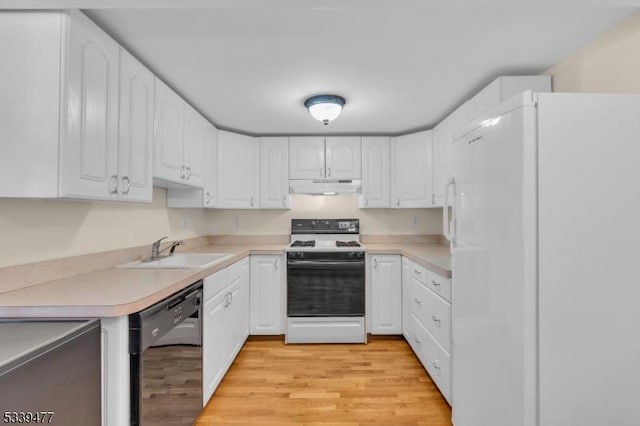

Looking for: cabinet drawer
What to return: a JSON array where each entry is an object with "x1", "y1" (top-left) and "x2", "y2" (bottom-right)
[
  {"x1": 409, "y1": 314, "x2": 451, "y2": 404},
  {"x1": 204, "y1": 268, "x2": 228, "y2": 302},
  {"x1": 411, "y1": 279, "x2": 451, "y2": 352},
  {"x1": 426, "y1": 271, "x2": 451, "y2": 303},
  {"x1": 409, "y1": 261, "x2": 427, "y2": 285},
  {"x1": 226, "y1": 259, "x2": 245, "y2": 283}
]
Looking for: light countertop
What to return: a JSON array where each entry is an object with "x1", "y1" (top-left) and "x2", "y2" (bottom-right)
[{"x1": 0, "y1": 242, "x2": 450, "y2": 318}]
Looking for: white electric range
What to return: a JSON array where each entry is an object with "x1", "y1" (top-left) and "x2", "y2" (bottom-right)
[{"x1": 285, "y1": 219, "x2": 366, "y2": 344}]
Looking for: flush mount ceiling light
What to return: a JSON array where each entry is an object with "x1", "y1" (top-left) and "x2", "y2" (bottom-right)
[{"x1": 304, "y1": 95, "x2": 346, "y2": 125}]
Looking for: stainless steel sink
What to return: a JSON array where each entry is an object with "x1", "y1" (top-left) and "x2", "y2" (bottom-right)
[{"x1": 118, "y1": 253, "x2": 233, "y2": 269}]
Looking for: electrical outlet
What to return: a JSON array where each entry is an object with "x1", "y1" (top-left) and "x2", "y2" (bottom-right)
[
  {"x1": 411, "y1": 216, "x2": 418, "y2": 227},
  {"x1": 233, "y1": 216, "x2": 240, "y2": 229}
]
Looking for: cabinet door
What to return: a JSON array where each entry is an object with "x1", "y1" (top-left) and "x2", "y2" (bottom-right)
[
  {"x1": 433, "y1": 103, "x2": 467, "y2": 207},
  {"x1": 402, "y1": 258, "x2": 412, "y2": 338},
  {"x1": 228, "y1": 261, "x2": 250, "y2": 362},
  {"x1": 250, "y1": 255, "x2": 283, "y2": 335},
  {"x1": 325, "y1": 136, "x2": 361, "y2": 179},
  {"x1": 203, "y1": 123, "x2": 218, "y2": 208},
  {"x1": 360, "y1": 137, "x2": 390, "y2": 208},
  {"x1": 202, "y1": 288, "x2": 228, "y2": 404},
  {"x1": 60, "y1": 10, "x2": 119, "y2": 200},
  {"x1": 370, "y1": 255, "x2": 402, "y2": 334},
  {"x1": 117, "y1": 48, "x2": 153, "y2": 202},
  {"x1": 218, "y1": 130, "x2": 259, "y2": 208},
  {"x1": 289, "y1": 137, "x2": 325, "y2": 179},
  {"x1": 259, "y1": 137, "x2": 290, "y2": 209},
  {"x1": 153, "y1": 77, "x2": 185, "y2": 184},
  {"x1": 183, "y1": 104, "x2": 205, "y2": 188},
  {"x1": 391, "y1": 130, "x2": 433, "y2": 208}
]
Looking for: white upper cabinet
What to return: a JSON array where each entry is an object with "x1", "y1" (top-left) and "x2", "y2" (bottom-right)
[
  {"x1": 466, "y1": 75, "x2": 551, "y2": 122},
  {"x1": 166, "y1": 121, "x2": 218, "y2": 208},
  {"x1": 260, "y1": 137, "x2": 290, "y2": 209},
  {"x1": 204, "y1": 123, "x2": 219, "y2": 208},
  {"x1": 289, "y1": 137, "x2": 325, "y2": 179},
  {"x1": 182, "y1": 104, "x2": 206, "y2": 188},
  {"x1": 360, "y1": 137, "x2": 390, "y2": 208},
  {"x1": 432, "y1": 102, "x2": 468, "y2": 207},
  {"x1": 290, "y1": 136, "x2": 361, "y2": 180},
  {"x1": 60, "y1": 10, "x2": 120, "y2": 200},
  {"x1": 0, "y1": 10, "x2": 154, "y2": 202},
  {"x1": 218, "y1": 130, "x2": 259, "y2": 209},
  {"x1": 391, "y1": 130, "x2": 433, "y2": 208},
  {"x1": 153, "y1": 78, "x2": 205, "y2": 188},
  {"x1": 325, "y1": 136, "x2": 361, "y2": 179},
  {"x1": 117, "y1": 48, "x2": 154, "y2": 202},
  {"x1": 153, "y1": 78, "x2": 185, "y2": 185}
]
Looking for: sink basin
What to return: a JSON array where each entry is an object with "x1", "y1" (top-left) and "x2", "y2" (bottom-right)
[{"x1": 118, "y1": 253, "x2": 233, "y2": 269}]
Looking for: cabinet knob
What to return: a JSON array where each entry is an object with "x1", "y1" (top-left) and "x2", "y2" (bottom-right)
[
  {"x1": 414, "y1": 336, "x2": 422, "y2": 344},
  {"x1": 250, "y1": 196, "x2": 255, "y2": 207},
  {"x1": 282, "y1": 196, "x2": 287, "y2": 207},
  {"x1": 121, "y1": 176, "x2": 131, "y2": 195},
  {"x1": 432, "y1": 315, "x2": 441, "y2": 327},
  {"x1": 109, "y1": 175, "x2": 118, "y2": 194},
  {"x1": 397, "y1": 198, "x2": 400, "y2": 207},
  {"x1": 327, "y1": 167, "x2": 332, "y2": 177},
  {"x1": 373, "y1": 258, "x2": 378, "y2": 269},
  {"x1": 431, "y1": 360, "x2": 441, "y2": 371},
  {"x1": 274, "y1": 258, "x2": 279, "y2": 269}
]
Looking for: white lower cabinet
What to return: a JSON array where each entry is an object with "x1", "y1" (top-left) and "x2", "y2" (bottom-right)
[
  {"x1": 250, "y1": 255, "x2": 284, "y2": 335},
  {"x1": 202, "y1": 258, "x2": 250, "y2": 404},
  {"x1": 402, "y1": 256, "x2": 452, "y2": 405},
  {"x1": 369, "y1": 255, "x2": 402, "y2": 334}
]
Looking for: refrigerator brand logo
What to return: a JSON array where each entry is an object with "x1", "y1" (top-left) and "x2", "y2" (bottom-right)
[{"x1": 468, "y1": 136, "x2": 483, "y2": 144}]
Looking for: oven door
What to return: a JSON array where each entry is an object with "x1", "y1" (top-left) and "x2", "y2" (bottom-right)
[{"x1": 287, "y1": 256, "x2": 365, "y2": 317}]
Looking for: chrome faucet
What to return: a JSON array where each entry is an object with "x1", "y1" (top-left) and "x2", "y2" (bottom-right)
[{"x1": 148, "y1": 237, "x2": 184, "y2": 261}]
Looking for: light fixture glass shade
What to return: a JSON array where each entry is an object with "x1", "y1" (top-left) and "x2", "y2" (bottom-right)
[{"x1": 304, "y1": 95, "x2": 346, "y2": 125}]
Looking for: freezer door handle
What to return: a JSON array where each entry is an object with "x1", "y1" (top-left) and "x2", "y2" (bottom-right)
[{"x1": 443, "y1": 177, "x2": 456, "y2": 242}]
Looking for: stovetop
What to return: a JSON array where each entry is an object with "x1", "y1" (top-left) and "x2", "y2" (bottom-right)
[{"x1": 288, "y1": 219, "x2": 365, "y2": 252}]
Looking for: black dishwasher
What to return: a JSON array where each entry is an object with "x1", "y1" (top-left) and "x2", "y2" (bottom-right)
[{"x1": 129, "y1": 281, "x2": 203, "y2": 426}]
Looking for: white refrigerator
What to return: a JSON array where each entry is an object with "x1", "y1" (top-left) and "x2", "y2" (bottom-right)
[{"x1": 444, "y1": 91, "x2": 640, "y2": 426}]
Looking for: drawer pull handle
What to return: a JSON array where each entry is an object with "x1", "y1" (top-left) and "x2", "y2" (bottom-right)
[
  {"x1": 432, "y1": 315, "x2": 441, "y2": 327},
  {"x1": 431, "y1": 360, "x2": 441, "y2": 371},
  {"x1": 431, "y1": 280, "x2": 441, "y2": 290},
  {"x1": 414, "y1": 336, "x2": 421, "y2": 344},
  {"x1": 414, "y1": 269, "x2": 422, "y2": 276},
  {"x1": 414, "y1": 297, "x2": 422, "y2": 305}
]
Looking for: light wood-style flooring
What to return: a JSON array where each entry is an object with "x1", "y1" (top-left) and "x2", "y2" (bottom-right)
[{"x1": 196, "y1": 337, "x2": 452, "y2": 425}]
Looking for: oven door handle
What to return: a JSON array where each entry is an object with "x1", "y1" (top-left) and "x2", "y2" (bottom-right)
[{"x1": 287, "y1": 260, "x2": 364, "y2": 269}]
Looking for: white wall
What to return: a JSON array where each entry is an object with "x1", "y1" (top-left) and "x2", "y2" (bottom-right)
[
  {"x1": 547, "y1": 11, "x2": 640, "y2": 93},
  {"x1": 0, "y1": 188, "x2": 208, "y2": 268},
  {"x1": 207, "y1": 195, "x2": 442, "y2": 235}
]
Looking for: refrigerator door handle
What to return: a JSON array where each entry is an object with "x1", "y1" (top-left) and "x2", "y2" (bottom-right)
[{"x1": 443, "y1": 177, "x2": 456, "y2": 242}]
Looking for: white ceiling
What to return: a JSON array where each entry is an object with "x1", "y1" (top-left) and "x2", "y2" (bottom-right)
[{"x1": 56, "y1": 2, "x2": 635, "y2": 134}]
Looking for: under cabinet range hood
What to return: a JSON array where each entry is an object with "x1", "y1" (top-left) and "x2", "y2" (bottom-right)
[{"x1": 289, "y1": 180, "x2": 361, "y2": 196}]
